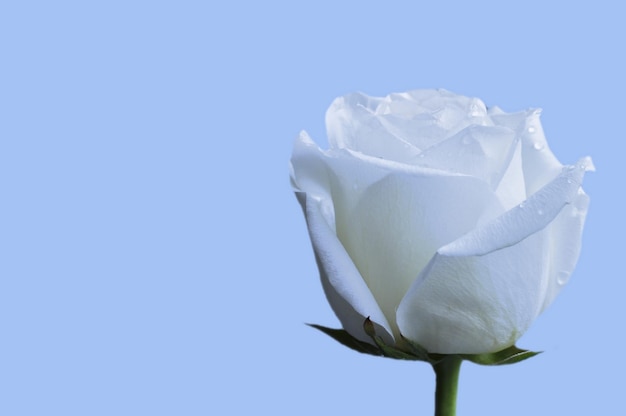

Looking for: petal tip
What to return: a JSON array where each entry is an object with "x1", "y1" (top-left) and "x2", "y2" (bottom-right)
[{"x1": 579, "y1": 156, "x2": 595, "y2": 172}]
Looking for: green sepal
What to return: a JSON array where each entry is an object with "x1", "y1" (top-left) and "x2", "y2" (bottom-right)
[
  {"x1": 306, "y1": 324, "x2": 383, "y2": 357},
  {"x1": 461, "y1": 345, "x2": 541, "y2": 366},
  {"x1": 308, "y1": 318, "x2": 541, "y2": 366},
  {"x1": 363, "y1": 318, "x2": 424, "y2": 360},
  {"x1": 400, "y1": 334, "x2": 440, "y2": 363}
]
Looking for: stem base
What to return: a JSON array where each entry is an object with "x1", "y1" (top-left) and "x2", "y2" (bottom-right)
[{"x1": 433, "y1": 356, "x2": 462, "y2": 416}]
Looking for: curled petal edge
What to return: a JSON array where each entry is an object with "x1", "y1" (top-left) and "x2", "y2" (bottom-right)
[
  {"x1": 296, "y1": 191, "x2": 394, "y2": 345},
  {"x1": 439, "y1": 157, "x2": 593, "y2": 258},
  {"x1": 396, "y1": 157, "x2": 593, "y2": 353}
]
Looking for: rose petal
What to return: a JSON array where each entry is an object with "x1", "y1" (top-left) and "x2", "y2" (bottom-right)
[
  {"x1": 291, "y1": 131, "x2": 400, "y2": 234},
  {"x1": 397, "y1": 228, "x2": 548, "y2": 354},
  {"x1": 290, "y1": 132, "x2": 334, "y2": 224},
  {"x1": 290, "y1": 133, "x2": 394, "y2": 343},
  {"x1": 294, "y1": 192, "x2": 394, "y2": 344},
  {"x1": 415, "y1": 125, "x2": 519, "y2": 191},
  {"x1": 490, "y1": 107, "x2": 563, "y2": 195},
  {"x1": 493, "y1": 136, "x2": 527, "y2": 211},
  {"x1": 325, "y1": 92, "x2": 422, "y2": 163},
  {"x1": 539, "y1": 188, "x2": 591, "y2": 311},
  {"x1": 396, "y1": 158, "x2": 593, "y2": 354},
  {"x1": 438, "y1": 157, "x2": 592, "y2": 257},
  {"x1": 339, "y1": 170, "x2": 502, "y2": 336},
  {"x1": 326, "y1": 89, "x2": 494, "y2": 160}
]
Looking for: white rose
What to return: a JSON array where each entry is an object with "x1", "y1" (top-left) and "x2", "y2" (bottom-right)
[{"x1": 290, "y1": 89, "x2": 593, "y2": 354}]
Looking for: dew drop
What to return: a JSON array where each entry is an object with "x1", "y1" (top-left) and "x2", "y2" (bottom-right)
[
  {"x1": 566, "y1": 178, "x2": 573, "y2": 184},
  {"x1": 557, "y1": 270, "x2": 571, "y2": 285},
  {"x1": 518, "y1": 202, "x2": 525, "y2": 208},
  {"x1": 533, "y1": 142, "x2": 544, "y2": 151},
  {"x1": 469, "y1": 102, "x2": 483, "y2": 117},
  {"x1": 528, "y1": 126, "x2": 536, "y2": 133},
  {"x1": 537, "y1": 209, "x2": 544, "y2": 216}
]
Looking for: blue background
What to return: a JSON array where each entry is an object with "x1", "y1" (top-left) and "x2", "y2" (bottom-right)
[{"x1": 1, "y1": 1, "x2": 620, "y2": 414}]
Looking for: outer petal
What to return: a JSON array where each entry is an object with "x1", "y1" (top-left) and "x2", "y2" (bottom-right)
[
  {"x1": 539, "y1": 188, "x2": 591, "y2": 311},
  {"x1": 337, "y1": 170, "x2": 502, "y2": 337},
  {"x1": 396, "y1": 158, "x2": 593, "y2": 354},
  {"x1": 290, "y1": 133, "x2": 394, "y2": 344}
]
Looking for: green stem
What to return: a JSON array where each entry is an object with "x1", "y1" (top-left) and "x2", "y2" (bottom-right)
[{"x1": 433, "y1": 356, "x2": 462, "y2": 416}]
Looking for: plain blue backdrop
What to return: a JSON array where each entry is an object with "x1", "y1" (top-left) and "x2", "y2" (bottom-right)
[{"x1": 1, "y1": 1, "x2": 620, "y2": 415}]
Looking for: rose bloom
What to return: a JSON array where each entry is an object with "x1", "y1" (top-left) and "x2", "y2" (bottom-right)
[{"x1": 290, "y1": 89, "x2": 592, "y2": 354}]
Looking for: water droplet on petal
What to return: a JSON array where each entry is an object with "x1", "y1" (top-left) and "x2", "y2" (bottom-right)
[
  {"x1": 518, "y1": 202, "x2": 525, "y2": 208},
  {"x1": 566, "y1": 178, "x2": 573, "y2": 184},
  {"x1": 533, "y1": 142, "x2": 544, "y2": 151},
  {"x1": 557, "y1": 270, "x2": 571, "y2": 285},
  {"x1": 469, "y1": 101, "x2": 483, "y2": 117},
  {"x1": 528, "y1": 126, "x2": 536, "y2": 133},
  {"x1": 537, "y1": 209, "x2": 544, "y2": 216}
]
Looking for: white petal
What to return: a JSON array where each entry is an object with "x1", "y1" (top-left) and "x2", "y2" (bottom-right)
[
  {"x1": 290, "y1": 132, "x2": 333, "y2": 218},
  {"x1": 415, "y1": 125, "x2": 519, "y2": 190},
  {"x1": 325, "y1": 89, "x2": 494, "y2": 160},
  {"x1": 520, "y1": 110, "x2": 564, "y2": 195},
  {"x1": 290, "y1": 132, "x2": 393, "y2": 343},
  {"x1": 540, "y1": 188, "x2": 591, "y2": 311},
  {"x1": 493, "y1": 137, "x2": 527, "y2": 211},
  {"x1": 438, "y1": 157, "x2": 592, "y2": 257},
  {"x1": 296, "y1": 192, "x2": 393, "y2": 344},
  {"x1": 490, "y1": 108, "x2": 563, "y2": 195},
  {"x1": 339, "y1": 171, "x2": 501, "y2": 336},
  {"x1": 396, "y1": 158, "x2": 593, "y2": 354},
  {"x1": 397, "y1": 230, "x2": 549, "y2": 354},
  {"x1": 325, "y1": 92, "x2": 422, "y2": 162}
]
